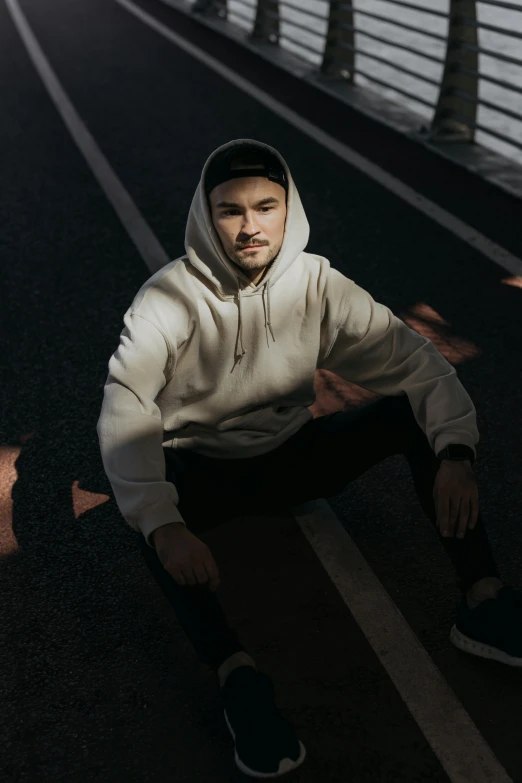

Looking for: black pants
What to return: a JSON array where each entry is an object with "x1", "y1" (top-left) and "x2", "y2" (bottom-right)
[{"x1": 137, "y1": 393, "x2": 501, "y2": 672}]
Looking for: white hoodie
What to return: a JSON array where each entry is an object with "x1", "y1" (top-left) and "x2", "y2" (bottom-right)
[{"x1": 97, "y1": 138, "x2": 478, "y2": 547}]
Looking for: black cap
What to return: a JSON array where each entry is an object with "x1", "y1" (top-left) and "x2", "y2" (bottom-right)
[{"x1": 205, "y1": 144, "x2": 288, "y2": 197}]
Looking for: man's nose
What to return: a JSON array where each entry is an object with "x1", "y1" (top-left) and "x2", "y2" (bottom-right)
[{"x1": 240, "y1": 212, "x2": 260, "y2": 233}]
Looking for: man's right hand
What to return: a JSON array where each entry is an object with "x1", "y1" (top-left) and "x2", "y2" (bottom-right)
[{"x1": 152, "y1": 523, "x2": 221, "y2": 592}]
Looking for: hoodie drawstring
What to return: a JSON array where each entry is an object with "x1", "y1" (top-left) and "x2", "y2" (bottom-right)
[
  {"x1": 235, "y1": 281, "x2": 246, "y2": 366},
  {"x1": 265, "y1": 281, "x2": 275, "y2": 344},
  {"x1": 234, "y1": 278, "x2": 275, "y2": 368}
]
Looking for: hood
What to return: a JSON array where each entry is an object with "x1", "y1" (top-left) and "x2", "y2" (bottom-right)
[{"x1": 184, "y1": 138, "x2": 310, "y2": 368}]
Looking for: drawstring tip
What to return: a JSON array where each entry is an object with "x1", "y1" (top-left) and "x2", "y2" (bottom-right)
[{"x1": 234, "y1": 349, "x2": 247, "y2": 366}]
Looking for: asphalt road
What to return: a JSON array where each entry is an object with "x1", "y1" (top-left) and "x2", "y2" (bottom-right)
[{"x1": 1, "y1": 0, "x2": 521, "y2": 781}]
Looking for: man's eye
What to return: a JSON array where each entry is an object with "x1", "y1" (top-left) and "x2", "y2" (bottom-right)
[{"x1": 222, "y1": 207, "x2": 273, "y2": 216}]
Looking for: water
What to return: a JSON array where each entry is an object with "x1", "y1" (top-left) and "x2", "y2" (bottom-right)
[{"x1": 220, "y1": 0, "x2": 522, "y2": 167}]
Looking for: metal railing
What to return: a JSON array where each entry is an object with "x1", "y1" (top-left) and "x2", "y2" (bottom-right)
[{"x1": 191, "y1": 0, "x2": 522, "y2": 160}]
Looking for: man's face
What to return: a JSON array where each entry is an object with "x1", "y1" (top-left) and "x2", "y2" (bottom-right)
[{"x1": 208, "y1": 176, "x2": 287, "y2": 283}]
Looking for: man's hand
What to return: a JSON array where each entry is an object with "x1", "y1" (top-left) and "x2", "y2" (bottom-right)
[
  {"x1": 433, "y1": 460, "x2": 479, "y2": 539},
  {"x1": 152, "y1": 523, "x2": 221, "y2": 592}
]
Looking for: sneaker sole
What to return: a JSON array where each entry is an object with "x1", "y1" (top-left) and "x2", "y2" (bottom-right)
[
  {"x1": 450, "y1": 624, "x2": 522, "y2": 667},
  {"x1": 224, "y1": 709, "x2": 307, "y2": 778}
]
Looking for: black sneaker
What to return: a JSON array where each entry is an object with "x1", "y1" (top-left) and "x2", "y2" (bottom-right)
[
  {"x1": 450, "y1": 585, "x2": 522, "y2": 666},
  {"x1": 220, "y1": 666, "x2": 306, "y2": 778}
]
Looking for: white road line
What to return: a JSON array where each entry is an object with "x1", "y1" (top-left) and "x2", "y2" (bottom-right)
[
  {"x1": 5, "y1": 1, "x2": 514, "y2": 781},
  {"x1": 293, "y1": 499, "x2": 513, "y2": 783},
  {"x1": 115, "y1": 0, "x2": 522, "y2": 279},
  {"x1": 4, "y1": 0, "x2": 170, "y2": 275}
]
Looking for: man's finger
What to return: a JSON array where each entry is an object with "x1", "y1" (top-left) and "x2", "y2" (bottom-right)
[
  {"x1": 469, "y1": 495, "x2": 479, "y2": 530},
  {"x1": 172, "y1": 569, "x2": 186, "y2": 587},
  {"x1": 204, "y1": 557, "x2": 220, "y2": 591},
  {"x1": 192, "y1": 562, "x2": 210, "y2": 585},
  {"x1": 447, "y1": 497, "x2": 461, "y2": 537},
  {"x1": 437, "y1": 496, "x2": 450, "y2": 536},
  {"x1": 183, "y1": 566, "x2": 198, "y2": 586},
  {"x1": 456, "y1": 497, "x2": 471, "y2": 538}
]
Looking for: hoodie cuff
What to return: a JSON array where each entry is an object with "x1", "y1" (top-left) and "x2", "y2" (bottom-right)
[{"x1": 139, "y1": 506, "x2": 187, "y2": 549}]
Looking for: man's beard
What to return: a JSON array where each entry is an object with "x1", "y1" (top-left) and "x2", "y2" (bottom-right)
[{"x1": 229, "y1": 243, "x2": 277, "y2": 273}]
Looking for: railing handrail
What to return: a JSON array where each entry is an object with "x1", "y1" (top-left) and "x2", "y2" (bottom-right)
[{"x1": 205, "y1": 0, "x2": 522, "y2": 159}]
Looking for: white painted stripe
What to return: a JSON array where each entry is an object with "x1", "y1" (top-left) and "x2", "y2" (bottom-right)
[
  {"x1": 292, "y1": 499, "x2": 513, "y2": 783},
  {"x1": 114, "y1": 0, "x2": 522, "y2": 279},
  {"x1": 5, "y1": 1, "x2": 514, "y2": 780},
  {"x1": 4, "y1": 0, "x2": 170, "y2": 275}
]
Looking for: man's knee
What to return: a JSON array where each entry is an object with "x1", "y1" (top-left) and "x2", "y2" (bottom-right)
[
  {"x1": 386, "y1": 393, "x2": 427, "y2": 451},
  {"x1": 389, "y1": 393, "x2": 415, "y2": 421}
]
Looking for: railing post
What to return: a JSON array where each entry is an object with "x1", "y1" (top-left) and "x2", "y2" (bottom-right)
[
  {"x1": 250, "y1": 0, "x2": 280, "y2": 45},
  {"x1": 429, "y1": 0, "x2": 478, "y2": 142},
  {"x1": 320, "y1": 1, "x2": 355, "y2": 83},
  {"x1": 191, "y1": 0, "x2": 227, "y2": 20}
]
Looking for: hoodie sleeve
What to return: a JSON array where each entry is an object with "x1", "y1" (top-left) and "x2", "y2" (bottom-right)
[
  {"x1": 96, "y1": 310, "x2": 186, "y2": 548},
  {"x1": 319, "y1": 271, "x2": 478, "y2": 459}
]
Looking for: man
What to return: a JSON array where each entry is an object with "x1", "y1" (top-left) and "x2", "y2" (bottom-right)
[{"x1": 97, "y1": 139, "x2": 521, "y2": 779}]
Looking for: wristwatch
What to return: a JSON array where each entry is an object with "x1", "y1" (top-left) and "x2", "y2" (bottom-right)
[{"x1": 436, "y1": 444, "x2": 475, "y2": 465}]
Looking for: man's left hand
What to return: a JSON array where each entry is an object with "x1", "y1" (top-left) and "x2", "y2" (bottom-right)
[{"x1": 433, "y1": 460, "x2": 479, "y2": 538}]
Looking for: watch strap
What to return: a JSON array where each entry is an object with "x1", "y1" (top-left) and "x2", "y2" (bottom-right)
[{"x1": 437, "y1": 444, "x2": 475, "y2": 464}]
